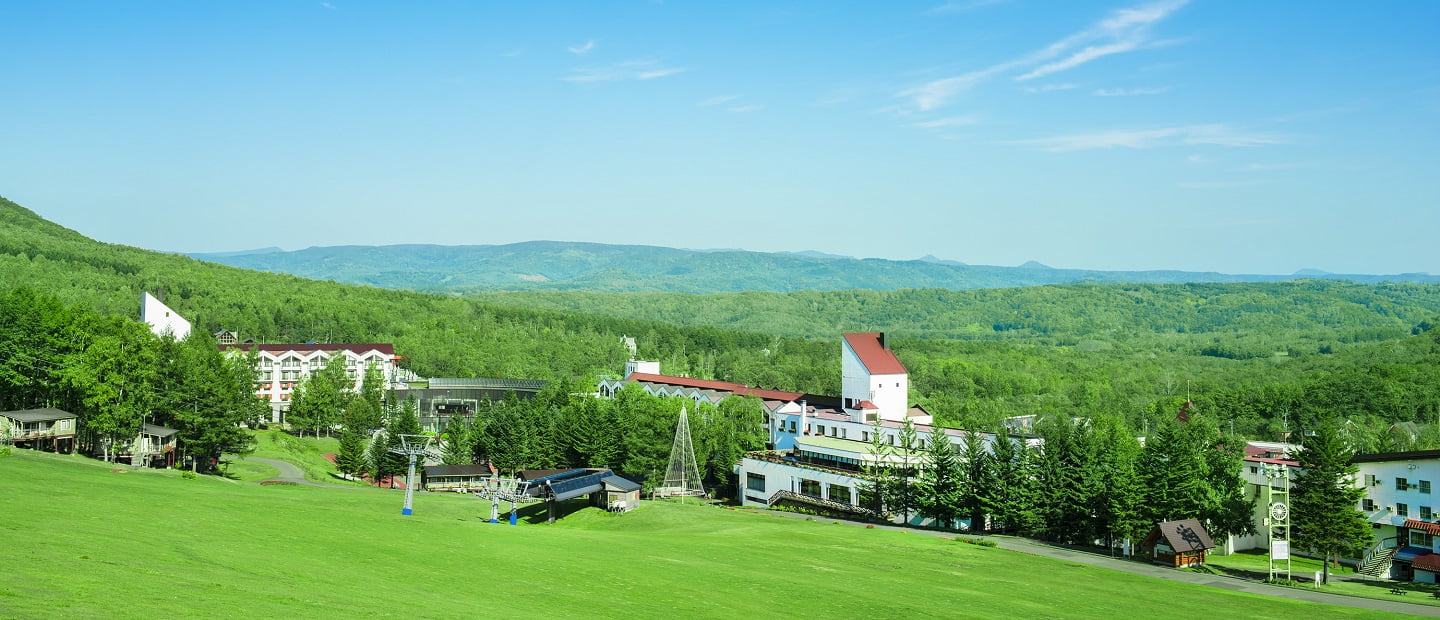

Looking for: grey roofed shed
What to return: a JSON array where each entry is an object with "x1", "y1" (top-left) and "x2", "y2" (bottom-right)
[
  {"x1": 603, "y1": 475, "x2": 641, "y2": 493},
  {"x1": 1, "y1": 408, "x2": 78, "y2": 422}
]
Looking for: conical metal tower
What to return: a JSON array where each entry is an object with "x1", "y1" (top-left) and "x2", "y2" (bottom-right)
[{"x1": 656, "y1": 406, "x2": 705, "y2": 499}]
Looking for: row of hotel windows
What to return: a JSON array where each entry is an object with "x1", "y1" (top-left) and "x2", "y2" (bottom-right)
[
  {"x1": 1363, "y1": 475, "x2": 1431, "y2": 493},
  {"x1": 1362, "y1": 498, "x2": 1433, "y2": 520}
]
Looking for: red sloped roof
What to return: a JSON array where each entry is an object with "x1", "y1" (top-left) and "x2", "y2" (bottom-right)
[
  {"x1": 1414, "y1": 553, "x2": 1440, "y2": 572},
  {"x1": 843, "y1": 332, "x2": 906, "y2": 375},
  {"x1": 626, "y1": 373, "x2": 804, "y2": 401},
  {"x1": 1406, "y1": 519, "x2": 1440, "y2": 535}
]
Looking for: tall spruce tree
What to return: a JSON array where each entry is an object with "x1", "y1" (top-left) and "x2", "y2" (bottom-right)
[
  {"x1": 917, "y1": 431, "x2": 963, "y2": 529},
  {"x1": 858, "y1": 420, "x2": 894, "y2": 517},
  {"x1": 957, "y1": 430, "x2": 994, "y2": 533},
  {"x1": 441, "y1": 413, "x2": 473, "y2": 465},
  {"x1": 1292, "y1": 415, "x2": 1372, "y2": 584},
  {"x1": 891, "y1": 420, "x2": 922, "y2": 525}
]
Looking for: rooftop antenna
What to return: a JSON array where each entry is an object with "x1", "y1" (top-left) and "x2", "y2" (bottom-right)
[
  {"x1": 653, "y1": 406, "x2": 705, "y2": 502},
  {"x1": 390, "y1": 434, "x2": 435, "y2": 516}
]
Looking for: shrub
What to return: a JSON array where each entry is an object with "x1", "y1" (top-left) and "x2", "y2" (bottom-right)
[
  {"x1": 956, "y1": 537, "x2": 997, "y2": 547},
  {"x1": 180, "y1": 470, "x2": 197, "y2": 480}
]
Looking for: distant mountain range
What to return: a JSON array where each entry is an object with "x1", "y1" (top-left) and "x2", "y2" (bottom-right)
[{"x1": 187, "y1": 241, "x2": 1440, "y2": 294}]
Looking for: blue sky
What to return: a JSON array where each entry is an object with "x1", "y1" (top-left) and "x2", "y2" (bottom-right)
[{"x1": 1, "y1": 1, "x2": 1436, "y2": 275}]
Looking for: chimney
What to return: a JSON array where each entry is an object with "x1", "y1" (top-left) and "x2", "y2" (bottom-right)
[{"x1": 879, "y1": 332, "x2": 887, "y2": 349}]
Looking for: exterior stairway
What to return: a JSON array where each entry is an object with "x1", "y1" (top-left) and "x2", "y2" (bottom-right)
[
  {"x1": 767, "y1": 490, "x2": 874, "y2": 517},
  {"x1": 1358, "y1": 537, "x2": 1400, "y2": 578}
]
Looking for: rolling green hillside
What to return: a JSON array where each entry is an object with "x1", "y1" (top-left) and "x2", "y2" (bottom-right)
[
  {"x1": 189, "y1": 240, "x2": 1440, "y2": 294},
  {"x1": 4, "y1": 195, "x2": 1438, "y2": 445}
]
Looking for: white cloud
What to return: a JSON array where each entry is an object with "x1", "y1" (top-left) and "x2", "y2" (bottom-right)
[
  {"x1": 321, "y1": 2, "x2": 336, "y2": 10},
  {"x1": 1093, "y1": 86, "x2": 1169, "y2": 96},
  {"x1": 925, "y1": 0, "x2": 1009, "y2": 15},
  {"x1": 911, "y1": 115, "x2": 981, "y2": 129},
  {"x1": 698, "y1": 95, "x2": 741, "y2": 107},
  {"x1": 899, "y1": 0, "x2": 1189, "y2": 110},
  {"x1": 728, "y1": 104, "x2": 764, "y2": 113},
  {"x1": 1186, "y1": 154, "x2": 1207, "y2": 163},
  {"x1": 1177, "y1": 179, "x2": 1266, "y2": 190},
  {"x1": 563, "y1": 60, "x2": 687, "y2": 84},
  {"x1": 568, "y1": 40, "x2": 597, "y2": 56},
  {"x1": 1025, "y1": 82, "x2": 1083, "y2": 93},
  {"x1": 1241, "y1": 162, "x2": 1311, "y2": 172},
  {"x1": 1008, "y1": 124, "x2": 1286, "y2": 152}
]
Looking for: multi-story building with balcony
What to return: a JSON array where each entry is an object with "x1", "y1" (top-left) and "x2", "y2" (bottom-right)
[
  {"x1": 1352, "y1": 450, "x2": 1440, "y2": 582},
  {"x1": 219, "y1": 343, "x2": 406, "y2": 424}
]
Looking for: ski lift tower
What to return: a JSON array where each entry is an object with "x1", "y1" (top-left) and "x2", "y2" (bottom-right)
[{"x1": 390, "y1": 434, "x2": 435, "y2": 516}]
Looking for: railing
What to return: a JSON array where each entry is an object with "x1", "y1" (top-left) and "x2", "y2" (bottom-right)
[{"x1": 1359, "y1": 536, "x2": 1400, "y2": 575}]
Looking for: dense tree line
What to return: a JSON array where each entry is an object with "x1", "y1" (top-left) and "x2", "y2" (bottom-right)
[{"x1": 0, "y1": 288, "x2": 264, "y2": 470}]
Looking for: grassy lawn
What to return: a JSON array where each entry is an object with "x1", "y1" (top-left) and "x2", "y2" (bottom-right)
[
  {"x1": 1200, "y1": 549, "x2": 1440, "y2": 606},
  {"x1": 0, "y1": 449, "x2": 1412, "y2": 619}
]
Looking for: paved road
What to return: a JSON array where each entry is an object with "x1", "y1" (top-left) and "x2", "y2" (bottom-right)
[
  {"x1": 246, "y1": 457, "x2": 386, "y2": 490},
  {"x1": 753, "y1": 509, "x2": 1439, "y2": 617}
]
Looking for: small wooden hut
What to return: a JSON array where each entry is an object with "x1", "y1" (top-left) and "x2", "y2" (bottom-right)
[{"x1": 1142, "y1": 519, "x2": 1215, "y2": 568}]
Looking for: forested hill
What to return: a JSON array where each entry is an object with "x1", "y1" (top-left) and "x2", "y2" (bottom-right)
[
  {"x1": 189, "y1": 241, "x2": 1440, "y2": 294},
  {"x1": 5, "y1": 195, "x2": 1440, "y2": 448}
]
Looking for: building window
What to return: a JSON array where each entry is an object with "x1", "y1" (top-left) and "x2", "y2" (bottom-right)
[
  {"x1": 816, "y1": 425, "x2": 825, "y2": 435},
  {"x1": 1398, "y1": 503, "x2": 1409, "y2": 517},
  {"x1": 1422, "y1": 480, "x2": 1432, "y2": 494},
  {"x1": 1398, "y1": 477, "x2": 1409, "y2": 491},
  {"x1": 799, "y1": 479, "x2": 822, "y2": 498},
  {"x1": 788, "y1": 420, "x2": 797, "y2": 433},
  {"x1": 1362, "y1": 498, "x2": 1375, "y2": 511},
  {"x1": 1411, "y1": 531, "x2": 1433, "y2": 547},
  {"x1": 746, "y1": 472, "x2": 766, "y2": 493},
  {"x1": 1249, "y1": 466, "x2": 1257, "y2": 474},
  {"x1": 1365, "y1": 474, "x2": 1379, "y2": 487},
  {"x1": 1422, "y1": 506, "x2": 1433, "y2": 521},
  {"x1": 828, "y1": 484, "x2": 851, "y2": 504}
]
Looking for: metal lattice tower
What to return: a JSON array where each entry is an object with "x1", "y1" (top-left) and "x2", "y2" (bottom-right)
[
  {"x1": 1265, "y1": 463, "x2": 1292, "y2": 581},
  {"x1": 655, "y1": 406, "x2": 705, "y2": 500},
  {"x1": 474, "y1": 477, "x2": 538, "y2": 525},
  {"x1": 390, "y1": 434, "x2": 436, "y2": 516}
]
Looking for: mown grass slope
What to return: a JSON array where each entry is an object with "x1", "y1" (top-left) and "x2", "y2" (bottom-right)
[{"x1": 0, "y1": 450, "x2": 1396, "y2": 619}]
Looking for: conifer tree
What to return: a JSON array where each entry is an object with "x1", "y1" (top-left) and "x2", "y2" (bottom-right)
[
  {"x1": 1292, "y1": 415, "x2": 1371, "y2": 584},
  {"x1": 335, "y1": 426, "x2": 368, "y2": 476},
  {"x1": 891, "y1": 420, "x2": 922, "y2": 525},
  {"x1": 958, "y1": 430, "x2": 994, "y2": 533},
  {"x1": 917, "y1": 431, "x2": 963, "y2": 529},
  {"x1": 858, "y1": 420, "x2": 894, "y2": 516},
  {"x1": 441, "y1": 413, "x2": 473, "y2": 465}
]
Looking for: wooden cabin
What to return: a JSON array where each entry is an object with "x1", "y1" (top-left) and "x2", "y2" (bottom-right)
[
  {"x1": 1142, "y1": 519, "x2": 1215, "y2": 568},
  {"x1": 597, "y1": 475, "x2": 642, "y2": 512},
  {"x1": 0, "y1": 408, "x2": 78, "y2": 453},
  {"x1": 102, "y1": 424, "x2": 179, "y2": 467}
]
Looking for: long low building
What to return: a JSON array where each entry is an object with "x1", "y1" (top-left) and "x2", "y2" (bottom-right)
[{"x1": 601, "y1": 332, "x2": 1001, "y2": 526}]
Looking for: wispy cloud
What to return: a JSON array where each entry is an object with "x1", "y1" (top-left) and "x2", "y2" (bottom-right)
[
  {"x1": 899, "y1": 0, "x2": 1189, "y2": 110},
  {"x1": 925, "y1": 0, "x2": 1010, "y2": 15},
  {"x1": 698, "y1": 95, "x2": 741, "y2": 107},
  {"x1": 1240, "y1": 162, "x2": 1312, "y2": 172},
  {"x1": 1008, "y1": 124, "x2": 1286, "y2": 152},
  {"x1": 320, "y1": 2, "x2": 336, "y2": 9},
  {"x1": 1093, "y1": 86, "x2": 1169, "y2": 96},
  {"x1": 562, "y1": 59, "x2": 687, "y2": 84},
  {"x1": 1025, "y1": 82, "x2": 1083, "y2": 93},
  {"x1": 911, "y1": 115, "x2": 981, "y2": 129},
  {"x1": 728, "y1": 104, "x2": 764, "y2": 113},
  {"x1": 1177, "y1": 179, "x2": 1266, "y2": 190},
  {"x1": 502, "y1": 50, "x2": 523, "y2": 58},
  {"x1": 568, "y1": 40, "x2": 596, "y2": 56}
]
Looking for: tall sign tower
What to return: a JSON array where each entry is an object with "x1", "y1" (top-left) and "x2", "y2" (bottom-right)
[{"x1": 1265, "y1": 463, "x2": 1291, "y2": 581}]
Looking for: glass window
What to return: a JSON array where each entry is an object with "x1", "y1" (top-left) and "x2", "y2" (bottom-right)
[
  {"x1": 1398, "y1": 503, "x2": 1410, "y2": 517},
  {"x1": 1422, "y1": 506, "x2": 1433, "y2": 521},
  {"x1": 1422, "y1": 480, "x2": 1432, "y2": 494},
  {"x1": 745, "y1": 472, "x2": 766, "y2": 493},
  {"x1": 1397, "y1": 477, "x2": 1409, "y2": 491},
  {"x1": 828, "y1": 484, "x2": 851, "y2": 504},
  {"x1": 799, "y1": 479, "x2": 822, "y2": 498},
  {"x1": 1411, "y1": 531, "x2": 1432, "y2": 547},
  {"x1": 1362, "y1": 498, "x2": 1375, "y2": 511}
]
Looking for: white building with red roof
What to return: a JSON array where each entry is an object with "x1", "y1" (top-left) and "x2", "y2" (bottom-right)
[
  {"x1": 841, "y1": 332, "x2": 909, "y2": 422},
  {"x1": 219, "y1": 342, "x2": 405, "y2": 424}
]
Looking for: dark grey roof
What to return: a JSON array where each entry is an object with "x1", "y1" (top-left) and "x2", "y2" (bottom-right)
[
  {"x1": 423, "y1": 464, "x2": 493, "y2": 477},
  {"x1": 0, "y1": 408, "x2": 77, "y2": 422},
  {"x1": 427, "y1": 377, "x2": 548, "y2": 391},
  {"x1": 143, "y1": 424, "x2": 178, "y2": 438},
  {"x1": 1150, "y1": 519, "x2": 1215, "y2": 552},
  {"x1": 602, "y1": 475, "x2": 642, "y2": 493},
  {"x1": 1352, "y1": 449, "x2": 1440, "y2": 463}
]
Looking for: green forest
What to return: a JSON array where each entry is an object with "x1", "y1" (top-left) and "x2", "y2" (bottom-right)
[{"x1": 3, "y1": 195, "x2": 1439, "y2": 453}]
